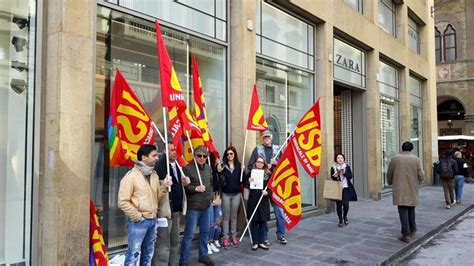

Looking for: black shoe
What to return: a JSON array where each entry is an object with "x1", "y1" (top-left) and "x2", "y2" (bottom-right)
[
  {"x1": 251, "y1": 244, "x2": 258, "y2": 251},
  {"x1": 263, "y1": 240, "x2": 271, "y2": 246},
  {"x1": 344, "y1": 218, "x2": 349, "y2": 225},
  {"x1": 258, "y1": 243, "x2": 269, "y2": 250},
  {"x1": 278, "y1": 237, "x2": 288, "y2": 244},
  {"x1": 338, "y1": 222, "x2": 343, "y2": 227},
  {"x1": 198, "y1": 256, "x2": 215, "y2": 266}
]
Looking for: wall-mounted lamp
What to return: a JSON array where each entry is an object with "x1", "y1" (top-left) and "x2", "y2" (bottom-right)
[{"x1": 447, "y1": 119, "x2": 453, "y2": 129}]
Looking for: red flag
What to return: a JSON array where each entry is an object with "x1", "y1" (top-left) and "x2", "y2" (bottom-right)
[
  {"x1": 247, "y1": 84, "x2": 268, "y2": 131},
  {"x1": 108, "y1": 69, "x2": 156, "y2": 166},
  {"x1": 290, "y1": 98, "x2": 322, "y2": 178},
  {"x1": 90, "y1": 201, "x2": 109, "y2": 266},
  {"x1": 155, "y1": 20, "x2": 186, "y2": 108},
  {"x1": 268, "y1": 144, "x2": 302, "y2": 231},
  {"x1": 192, "y1": 56, "x2": 219, "y2": 158}
]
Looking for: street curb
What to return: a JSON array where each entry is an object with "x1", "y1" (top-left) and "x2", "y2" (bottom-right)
[{"x1": 379, "y1": 204, "x2": 474, "y2": 266}]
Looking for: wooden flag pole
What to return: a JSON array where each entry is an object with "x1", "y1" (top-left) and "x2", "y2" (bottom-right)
[
  {"x1": 162, "y1": 108, "x2": 172, "y2": 191},
  {"x1": 239, "y1": 191, "x2": 253, "y2": 243},
  {"x1": 239, "y1": 130, "x2": 249, "y2": 182}
]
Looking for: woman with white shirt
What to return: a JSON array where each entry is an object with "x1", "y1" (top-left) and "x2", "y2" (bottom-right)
[{"x1": 330, "y1": 153, "x2": 357, "y2": 227}]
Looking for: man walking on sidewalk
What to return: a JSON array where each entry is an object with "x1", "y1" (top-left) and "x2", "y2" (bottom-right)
[
  {"x1": 387, "y1": 141, "x2": 424, "y2": 243},
  {"x1": 437, "y1": 150, "x2": 458, "y2": 208}
]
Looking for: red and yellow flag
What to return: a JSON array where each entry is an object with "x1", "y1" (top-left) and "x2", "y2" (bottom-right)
[
  {"x1": 268, "y1": 144, "x2": 302, "y2": 231},
  {"x1": 108, "y1": 69, "x2": 156, "y2": 166},
  {"x1": 192, "y1": 55, "x2": 219, "y2": 158},
  {"x1": 168, "y1": 106, "x2": 203, "y2": 165},
  {"x1": 290, "y1": 98, "x2": 322, "y2": 178},
  {"x1": 247, "y1": 84, "x2": 268, "y2": 131},
  {"x1": 155, "y1": 20, "x2": 186, "y2": 108},
  {"x1": 90, "y1": 201, "x2": 109, "y2": 266}
]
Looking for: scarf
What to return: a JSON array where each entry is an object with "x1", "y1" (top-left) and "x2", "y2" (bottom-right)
[
  {"x1": 332, "y1": 162, "x2": 347, "y2": 177},
  {"x1": 136, "y1": 160, "x2": 154, "y2": 176}
]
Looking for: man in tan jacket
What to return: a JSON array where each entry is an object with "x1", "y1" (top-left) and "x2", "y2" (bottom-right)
[
  {"x1": 387, "y1": 141, "x2": 424, "y2": 243},
  {"x1": 118, "y1": 144, "x2": 171, "y2": 266}
]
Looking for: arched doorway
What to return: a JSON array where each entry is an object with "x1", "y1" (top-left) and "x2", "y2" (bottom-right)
[{"x1": 437, "y1": 99, "x2": 465, "y2": 135}]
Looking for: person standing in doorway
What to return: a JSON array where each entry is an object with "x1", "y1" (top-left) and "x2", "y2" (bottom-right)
[
  {"x1": 179, "y1": 146, "x2": 215, "y2": 266},
  {"x1": 330, "y1": 153, "x2": 357, "y2": 227},
  {"x1": 453, "y1": 151, "x2": 468, "y2": 204},
  {"x1": 437, "y1": 150, "x2": 458, "y2": 209},
  {"x1": 247, "y1": 130, "x2": 287, "y2": 245},
  {"x1": 387, "y1": 141, "x2": 424, "y2": 243},
  {"x1": 152, "y1": 141, "x2": 191, "y2": 266},
  {"x1": 118, "y1": 144, "x2": 172, "y2": 266}
]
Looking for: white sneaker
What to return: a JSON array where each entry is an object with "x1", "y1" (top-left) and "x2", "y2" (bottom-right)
[
  {"x1": 446, "y1": 204, "x2": 451, "y2": 209},
  {"x1": 209, "y1": 242, "x2": 220, "y2": 253},
  {"x1": 213, "y1": 240, "x2": 221, "y2": 248},
  {"x1": 207, "y1": 244, "x2": 213, "y2": 255}
]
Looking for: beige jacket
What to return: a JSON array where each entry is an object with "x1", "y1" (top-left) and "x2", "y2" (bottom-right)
[
  {"x1": 387, "y1": 152, "x2": 424, "y2": 206},
  {"x1": 118, "y1": 166, "x2": 167, "y2": 222}
]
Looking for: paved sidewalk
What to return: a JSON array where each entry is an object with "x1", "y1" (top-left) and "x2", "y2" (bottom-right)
[{"x1": 187, "y1": 184, "x2": 474, "y2": 265}]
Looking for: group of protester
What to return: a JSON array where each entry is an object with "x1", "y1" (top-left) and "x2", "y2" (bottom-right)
[
  {"x1": 118, "y1": 130, "x2": 288, "y2": 266},
  {"x1": 117, "y1": 131, "x2": 470, "y2": 265}
]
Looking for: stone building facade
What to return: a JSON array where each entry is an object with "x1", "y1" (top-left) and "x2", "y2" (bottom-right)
[
  {"x1": 434, "y1": 0, "x2": 474, "y2": 135},
  {"x1": 0, "y1": 0, "x2": 438, "y2": 264}
]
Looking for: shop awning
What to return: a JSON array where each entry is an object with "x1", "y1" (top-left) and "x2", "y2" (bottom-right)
[{"x1": 438, "y1": 135, "x2": 474, "y2": 141}]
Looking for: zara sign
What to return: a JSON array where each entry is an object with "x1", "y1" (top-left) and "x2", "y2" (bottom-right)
[{"x1": 334, "y1": 38, "x2": 366, "y2": 88}]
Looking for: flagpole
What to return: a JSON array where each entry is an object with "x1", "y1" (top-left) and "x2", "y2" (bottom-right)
[
  {"x1": 152, "y1": 122, "x2": 165, "y2": 143},
  {"x1": 185, "y1": 131, "x2": 203, "y2": 186},
  {"x1": 271, "y1": 128, "x2": 295, "y2": 161},
  {"x1": 239, "y1": 187, "x2": 267, "y2": 243},
  {"x1": 239, "y1": 192, "x2": 253, "y2": 243},
  {"x1": 162, "y1": 108, "x2": 171, "y2": 191},
  {"x1": 239, "y1": 130, "x2": 249, "y2": 182}
]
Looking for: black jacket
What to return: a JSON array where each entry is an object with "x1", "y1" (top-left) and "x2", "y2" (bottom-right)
[
  {"x1": 154, "y1": 155, "x2": 184, "y2": 212},
  {"x1": 330, "y1": 165, "x2": 357, "y2": 201},
  {"x1": 455, "y1": 158, "x2": 469, "y2": 177},
  {"x1": 244, "y1": 170, "x2": 271, "y2": 222},
  {"x1": 183, "y1": 162, "x2": 213, "y2": 211},
  {"x1": 219, "y1": 164, "x2": 242, "y2": 194}
]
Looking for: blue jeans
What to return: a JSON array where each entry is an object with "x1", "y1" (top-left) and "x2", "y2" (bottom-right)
[
  {"x1": 180, "y1": 208, "x2": 210, "y2": 263},
  {"x1": 263, "y1": 201, "x2": 286, "y2": 240},
  {"x1": 209, "y1": 205, "x2": 222, "y2": 241},
  {"x1": 124, "y1": 218, "x2": 157, "y2": 266},
  {"x1": 455, "y1": 175, "x2": 465, "y2": 201}
]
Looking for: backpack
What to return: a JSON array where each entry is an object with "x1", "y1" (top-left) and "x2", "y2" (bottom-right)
[{"x1": 438, "y1": 159, "x2": 454, "y2": 180}]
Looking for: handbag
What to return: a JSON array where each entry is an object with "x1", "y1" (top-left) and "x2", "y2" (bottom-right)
[
  {"x1": 212, "y1": 192, "x2": 222, "y2": 206},
  {"x1": 323, "y1": 179, "x2": 343, "y2": 201}
]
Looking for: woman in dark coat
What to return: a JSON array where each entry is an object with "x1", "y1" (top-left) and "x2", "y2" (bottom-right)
[
  {"x1": 245, "y1": 155, "x2": 271, "y2": 251},
  {"x1": 330, "y1": 153, "x2": 357, "y2": 227}
]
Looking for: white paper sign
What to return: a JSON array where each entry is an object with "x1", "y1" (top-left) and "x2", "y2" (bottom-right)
[
  {"x1": 250, "y1": 169, "x2": 264, "y2": 190},
  {"x1": 157, "y1": 218, "x2": 168, "y2": 228}
]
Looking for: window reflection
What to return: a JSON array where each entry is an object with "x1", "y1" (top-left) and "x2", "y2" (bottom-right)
[{"x1": 95, "y1": 6, "x2": 226, "y2": 250}]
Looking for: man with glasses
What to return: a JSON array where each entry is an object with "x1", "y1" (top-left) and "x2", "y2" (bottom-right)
[
  {"x1": 179, "y1": 146, "x2": 215, "y2": 266},
  {"x1": 247, "y1": 130, "x2": 287, "y2": 245}
]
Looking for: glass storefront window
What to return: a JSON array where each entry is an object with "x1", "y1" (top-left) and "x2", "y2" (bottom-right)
[
  {"x1": 0, "y1": 0, "x2": 36, "y2": 264},
  {"x1": 409, "y1": 77, "x2": 423, "y2": 162},
  {"x1": 256, "y1": 0, "x2": 314, "y2": 70},
  {"x1": 104, "y1": 0, "x2": 228, "y2": 41},
  {"x1": 379, "y1": 62, "x2": 399, "y2": 190},
  {"x1": 256, "y1": 58, "x2": 315, "y2": 207},
  {"x1": 95, "y1": 6, "x2": 227, "y2": 250},
  {"x1": 378, "y1": 0, "x2": 396, "y2": 36},
  {"x1": 345, "y1": 0, "x2": 363, "y2": 13}
]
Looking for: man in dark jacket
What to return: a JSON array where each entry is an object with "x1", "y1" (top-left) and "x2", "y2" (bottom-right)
[
  {"x1": 437, "y1": 150, "x2": 458, "y2": 209},
  {"x1": 179, "y1": 146, "x2": 215, "y2": 266}
]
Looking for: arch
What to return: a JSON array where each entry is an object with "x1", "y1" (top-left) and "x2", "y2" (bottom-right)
[
  {"x1": 437, "y1": 98, "x2": 465, "y2": 121},
  {"x1": 435, "y1": 26, "x2": 441, "y2": 63},
  {"x1": 266, "y1": 115, "x2": 281, "y2": 146},
  {"x1": 443, "y1": 24, "x2": 456, "y2": 61}
]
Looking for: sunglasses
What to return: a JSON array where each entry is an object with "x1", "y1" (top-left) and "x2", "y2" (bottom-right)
[
  {"x1": 256, "y1": 161, "x2": 265, "y2": 164},
  {"x1": 226, "y1": 152, "x2": 234, "y2": 156},
  {"x1": 196, "y1": 154, "x2": 208, "y2": 159}
]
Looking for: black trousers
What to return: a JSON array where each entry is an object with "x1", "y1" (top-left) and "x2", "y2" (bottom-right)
[
  {"x1": 336, "y1": 188, "x2": 349, "y2": 222},
  {"x1": 398, "y1": 206, "x2": 416, "y2": 236}
]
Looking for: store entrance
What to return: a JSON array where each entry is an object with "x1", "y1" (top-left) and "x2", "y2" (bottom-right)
[{"x1": 333, "y1": 84, "x2": 368, "y2": 198}]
